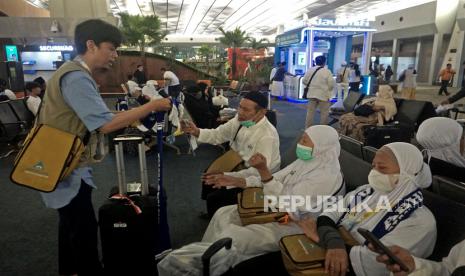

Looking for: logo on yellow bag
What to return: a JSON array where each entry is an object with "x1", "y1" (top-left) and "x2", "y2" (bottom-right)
[{"x1": 25, "y1": 161, "x2": 49, "y2": 178}]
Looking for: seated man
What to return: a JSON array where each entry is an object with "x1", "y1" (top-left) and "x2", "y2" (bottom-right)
[
  {"x1": 182, "y1": 91, "x2": 280, "y2": 217},
  {"x1": 25, "y1": 81, "x2": 42, "y2": 115},
  {"x1": 372, "y1": 240, "x2": 465, "y2": 276}
]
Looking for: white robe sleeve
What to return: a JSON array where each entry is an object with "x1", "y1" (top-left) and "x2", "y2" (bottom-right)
[
  {"x1": 224, "y1": 134, "x2": 280, "y2": 181},
  {"x1": 350, "y1": 208, "x2": 437, "y2": 276},
  {"x1": 410, "y1": 240, "x2": 465, "y2": 276},
  {"x1": 197, "y1": 118, "x2": 238, "y2": 145}
]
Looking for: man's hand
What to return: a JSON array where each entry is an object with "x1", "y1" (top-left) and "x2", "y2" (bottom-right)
[
  {"x1": 150, "y1": 98, "x2": 171, "y2": 112},
  {"x1": 249, "y1": 153, "x2": 268, "y2": 171},
  {"x1": 182, "y1": 120, "x2": 200, "y2": 137},
  {"x1": 368, "y1": 244, "x2": 415, "y2": 275},
  {"x1": 297, "y1": 218, "x2": 320, "y2": 243},
  {"x1": 202, "y1": 173, "x2": 246, "y2": 188},
  {"x1": 325, "y1": 249, "x2": 349, "y2": 276}
]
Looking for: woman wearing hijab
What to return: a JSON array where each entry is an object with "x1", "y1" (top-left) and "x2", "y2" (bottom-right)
[
  {"x1": 158, "y1": 126, "x2": 344, "y2": 274},
  {"x1": 298, "y1": 142, "x2": 436, "y2": 276},
  {"x1": 416, "y1": 117, "x2": 465, "y2": 182},
  {"x1": 201, "y1": 125, "x2": 344, "y2": 264},
  {"x1": 339, "y1": 85, "x2": 397, "y2": 142}
]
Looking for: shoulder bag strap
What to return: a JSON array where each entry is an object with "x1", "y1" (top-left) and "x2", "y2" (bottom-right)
[{"x1": 305, "y1": 67, "x2": 323, "y2": 89}]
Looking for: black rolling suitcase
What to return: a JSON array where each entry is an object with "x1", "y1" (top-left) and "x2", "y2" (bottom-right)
[
  {"x1": 364, "y1": 124, "x2": 411, "y2": 149},
  {"x1": 99, "y1": 136, "x2": 158, "y2": 276}
]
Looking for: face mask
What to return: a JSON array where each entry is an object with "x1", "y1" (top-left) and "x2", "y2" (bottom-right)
[
  {"x1": 240, "y1": 120, "x2": 256, "y2": 128},
  {"x1": 368, "y1": 169, "x2": 399, "y2": 193},
  {"x1": 296, "y1": 144, "x2": 313, "y2": 161}
]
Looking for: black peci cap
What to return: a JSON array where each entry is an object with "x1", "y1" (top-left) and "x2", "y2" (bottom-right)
[{"x1": 243, "y1": 91, "x2": 268, "y2": 109}]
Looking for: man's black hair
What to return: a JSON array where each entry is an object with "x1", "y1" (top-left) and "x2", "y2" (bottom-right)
[
  {"x1": 33, "y1": 76, "x2": 45, "y2": 85},
  {"x1": 315, "y1": 55, "x2": 326, "y2": 66},
  {"x1": 25, "y1": 81, "x2": 40, "y2": 92},
  {"x1": 197, "y1": 82, "x2": 208, "y2": 92},
  {"x1": 160, "y1": 67, "x2": 166, "y2": 71},
  {"x1": 447, "y1": 63, "x2": 452, "y2": 67},
  {"x1": 74, "y1": 19, "x2": 122, "y2": 55}
]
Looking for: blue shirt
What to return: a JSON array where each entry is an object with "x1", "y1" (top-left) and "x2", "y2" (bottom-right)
[{"x1": 40, "y1": 70, "x2": 113, "y2": 209}]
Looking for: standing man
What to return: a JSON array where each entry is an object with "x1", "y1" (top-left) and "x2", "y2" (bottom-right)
[
  {"x1": 182, "y1": 91, "x2": 281, "y2": 217},
  {"x1": 270, "y1": 62, "x2": 286, "y2": 97},
  {"x1": 133, "y1": 64, "x2": 147, "y2": 85},
  {"x1": 269, "y1": 62, "x2": 280, "y2": 90},
  {"x1": 336, "y1": 61, "x2": 350, "y2": 100},
  {"x1": 39, "y1": 19, "x2": 171, "y2": 275},
  {"x1": 161, "y1": 67, "x2": 181, "y2": 99},
  {"x1": 441, "y1": 60, "x2": 465, "y2": 105},
  {"x1": 302, "y1": 55, "x2": 334, "y2": 127},
  {"x1": 438, "y1": 63, "x2": 456, "y2": 96},
  {"x1": 400, "y1": 64, "x2": 417, "y2": 99}
]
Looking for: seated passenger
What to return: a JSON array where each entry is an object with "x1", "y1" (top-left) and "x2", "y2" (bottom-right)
[
  {"x1": 0, "y1": 78, "x2": 16, "y2": 100},
  {"x1": 25, "y1": 81, "x2": 42, "y2": 116},
  {"x1": 202, "y1": 125, "x2": 344, "y2": 264},
  {"x1": 182, "y1": 91, "x2": 280, "y2": 217},
  {"x1": 183, "y1": 85, "x2": 217, "y2": 129},
  {"x1": 372, "y1": 239, "x2": 465, "y2": 276},
  {"x1": 159, "y1": 126, "x2": 344, "y2": 275},
  {"x1": 416, "y1": 117, "x2": 465, "y2": 182},
  {"x1": 299, "y1": 142, "x2": 436, "y2": 276},
  {"x1": 339, "y1": 85, "x2": 397, "y2": 142},
  {"x1": 142, "y1": 80, "x2": 165, "y2": 100}
]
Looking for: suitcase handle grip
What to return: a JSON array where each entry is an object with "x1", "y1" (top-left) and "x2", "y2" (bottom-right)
[{"x1": 201, "y1": 238, "x2": 232, "y2": 276}]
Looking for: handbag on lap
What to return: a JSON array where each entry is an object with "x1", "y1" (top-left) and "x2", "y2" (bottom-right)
[
  {"x1": 237, "y1": 187, "x2": 288, "y2": 226},
  {"x1": 279, "y1": 227, "x2": 359, "y2": 276}
]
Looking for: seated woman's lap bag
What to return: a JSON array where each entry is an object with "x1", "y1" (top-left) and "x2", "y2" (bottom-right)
[{"x1": 237, "y1": 187, "x2": 288, "y2": 225}]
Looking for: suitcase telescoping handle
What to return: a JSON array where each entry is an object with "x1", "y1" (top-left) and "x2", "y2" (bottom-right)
[{"x1": 113, "y1": 136, "x2": 149, "y2": 196}]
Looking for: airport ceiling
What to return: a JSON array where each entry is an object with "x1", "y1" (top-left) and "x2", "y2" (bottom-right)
[{"x1": 26, "y1": 0, "x2": 435, "y2": 36}]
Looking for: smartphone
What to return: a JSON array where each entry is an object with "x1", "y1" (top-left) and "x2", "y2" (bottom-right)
[{"x1": 357, "y1": 228, "x2": 410, "y2": 272}]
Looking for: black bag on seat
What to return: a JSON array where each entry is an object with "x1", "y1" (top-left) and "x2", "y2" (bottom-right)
[
  {"x1": 354, "y1": 104, "x2": 375, "y2": 117},
  {"x1": 363, "y1": 124, "x2": 410, "y2": 148}
]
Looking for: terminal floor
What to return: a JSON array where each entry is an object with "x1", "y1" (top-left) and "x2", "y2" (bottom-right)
[{"x1": 0, "y1": 85, "x2": 462, "y2": 275}]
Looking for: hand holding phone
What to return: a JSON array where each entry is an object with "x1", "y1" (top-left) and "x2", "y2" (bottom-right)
[{"x1": 357, "y1": 228, "x2": 410, "y2": 272}]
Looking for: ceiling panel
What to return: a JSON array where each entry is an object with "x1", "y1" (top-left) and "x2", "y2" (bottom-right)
[{"x1": 24, "y1": 0, "x2": 436, "y2": 36}]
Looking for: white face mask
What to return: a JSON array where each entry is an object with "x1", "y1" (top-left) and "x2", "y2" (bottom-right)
[{"x1": 368, "y1": 169, "x2": 400, "y2": 193}]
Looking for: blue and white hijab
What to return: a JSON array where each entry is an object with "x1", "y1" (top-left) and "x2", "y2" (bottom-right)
[{"x1": 335, "y1": 142, "x2": 432, "y2": 240}]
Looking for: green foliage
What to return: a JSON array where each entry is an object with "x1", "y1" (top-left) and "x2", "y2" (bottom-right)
[
  {"x1": 118, "y1": 13, "x2": 166, "y2": 54},
  {"x1": 247, "y1": 37, "x2": 269, "y2": 50},
  {"x1": 198, "y1": 45, "x2": 213, "y2": 60},
  {"x1": 218, "y1": 27, "x2": 249, "y2": 48}
]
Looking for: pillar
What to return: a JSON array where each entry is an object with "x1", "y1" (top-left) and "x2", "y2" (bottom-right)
[
  {"x1": 361, "y1": 32, "x2": 373, "y2": 75},
  {"x1": 391, "y1": 38, "x2": 400, "y2": 81},
  {"x1": 428, "y1": 33, "x2": 444, "y2": 85}
]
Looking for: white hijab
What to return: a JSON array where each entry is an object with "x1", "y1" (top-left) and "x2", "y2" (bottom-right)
[
  {"x1": 339, "y1": 142, "x2": 431, "y2": 233},
  {"x1": 275, "y1": 125, "x2": 341, "y2": 191},
  {"x1": 416, "y1": 117, "x2": 465, "y2": 168}
]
